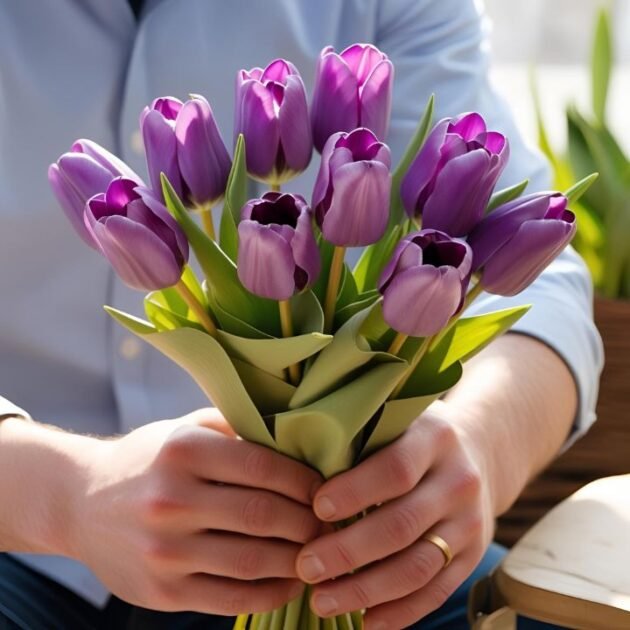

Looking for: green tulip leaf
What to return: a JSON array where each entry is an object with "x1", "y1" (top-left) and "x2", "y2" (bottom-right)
[
  {"x1": 220, "y1": 134, "x2": 247, "y2": 261},
  {"x1": 486, "y1": 179, "x2": 529, "y2": 213},
  {"x1": 162, "y1": 174, "x2": 280, "y2": 335},
  {"x1": 564, "y1": 173, "x2": 599, "y2": 205},
  {"x1": 311, "y1": 235, "x2": 335, "y2": 304},
  {"x1": 105, "y1": 306, "x2": 157, "y2": 335},
  {"x1": 274, "y1": 360, "x2": 408, "y2": 478},
  {"x1": 592, "y1": 8, "x2": 612, "y2": 124},
  {"x1": 361, "y1": 363, "x2": 462, "y2": 457},
  {"x1": 389, "y1": 93, "x2": 435, "y2": 226},
  {"x1": 144, "y1": 294, "x2": 204, "y2": 332},
  {"x1": 353, "y1": 222, "x2": 404, "y2": 292},
  {"x1": 334, "y1": 290, "x2": 381, "y2": 329}
]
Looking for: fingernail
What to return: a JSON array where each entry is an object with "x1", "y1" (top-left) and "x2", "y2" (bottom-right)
[
  {"x1": 299, "y1": 553, "x2": 326, "y2": 582},
  {"x1": 315, "y1": 495, "x2": 337, "y2": 519},
  {"x1": 313, "y1": 593, "x2": 338, "y2": 616}
]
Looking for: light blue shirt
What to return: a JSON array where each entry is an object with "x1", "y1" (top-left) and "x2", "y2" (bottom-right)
[{"x1": 0, "y1": 0, "x2": 603, "y2": 607}]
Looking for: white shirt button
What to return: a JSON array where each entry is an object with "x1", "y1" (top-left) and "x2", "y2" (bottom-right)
[
  {"x1": 119, "y1": 337, "x2": 142, "y2": 360},
  {"x1": 130, "y1": 130, "x2": 144, "y2": 155}
]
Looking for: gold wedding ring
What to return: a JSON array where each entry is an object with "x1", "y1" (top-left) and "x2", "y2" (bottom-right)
[{"x1": 422, "y1": 533, "x2": 453, "y2": 568}]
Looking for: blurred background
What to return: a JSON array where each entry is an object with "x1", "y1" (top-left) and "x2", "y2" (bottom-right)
[{"x1": 486, "y1": 0, "x2": 630, "y2": 151}]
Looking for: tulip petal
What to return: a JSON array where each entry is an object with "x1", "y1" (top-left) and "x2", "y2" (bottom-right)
[
  {"x1": 311, "y1": 53, "x2": 359, "y2": 152},
  {"x1": 382, "y1": 265, "x2": 462, "y2": 337},
  {"x1": 322, "y1": 160, "x2": 391, "y2": 246},
  {"x1": 55, "y1": 153, "x2": 115, "y2": 201},
  {"x1": 176, "y1": 96, "x2": 231, "y2": 206},
  {"x1": 400, "y1": 118, "x2": 450, "y2": 217},
  {"x1": 105, "y1": 177, "x2": 140, "y2": 212},
  {"x1": 237, "y1": 220, "x2": 296, "y2": 300},
  {"x1": 142, "y1": 109, "x2": 182, "y2": 201},
  {"x1": 91, "y1": 214, "x2": 182, "y2": 290},
  {"x1": 311, "y1": 132, "x2": 344, "y2": 209},
  {"x1": 236, "y1": 81, "x2": 280, "y2": 180},
  {"x1": 340, "y1": 44, "x2": 384, "y2": 85},
  {"x1": 278, "y1": 74, "x2": 313, "y2": 175},
  {"x1": 48, "y1": 162, "x2": 99, "y2": 248},
  {"x1": 449, "y1": 113, "x2": 487, "y2": 141},
  {"x1": 291, "y1": 209, "x2": 321, "y2": 288},
  {"x1": 72, "y1": 139, "x2": 142, "y2": 183},
  {"x1": 360, "y1": 59, "x2": 393, "y2": 141},
  {"x1": 150, "y1": 96, "x2": 183, "y2": 120},
  {"x1": 482, "y1": 218, "x2": 576, "y2": 296},
  {"x1": 262, "y1": 58, "x2": 294, "y2": 82},
  {"x1": 422, "y1": 149, "x2": 494, "y2": 236}
]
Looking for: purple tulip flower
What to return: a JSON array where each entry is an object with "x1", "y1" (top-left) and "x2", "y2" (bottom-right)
[
  {"x1": 468, "y1": 192, "x2": 576, "y2": 296},
  {"x1": 378, "y1": 230, "x2": 472, "y2": 337},
  {"x1": 237, "y1": 192, "x2": 320, "y2": 301},
  {"x1": 234, "y1": 59, "x2": 312, "y2": 185},
  {"x1": 141, "y1": 94, "x2": 232, "y2": 207},
  {"x1": 84, "y1": 177, "x2": 189, "y2": 291},
  {"x1": 312, "y1": 128, "x2": 392, "y2": 247},
  {"x1": 48, "y1": 140, "x2": 143, "y2": 247},
  {"x1": 401, "y1": 113, "x2": 509, "y2": 237},
  {"x1": 311, "y1": 44, "x2": 394, "y2": 153}
]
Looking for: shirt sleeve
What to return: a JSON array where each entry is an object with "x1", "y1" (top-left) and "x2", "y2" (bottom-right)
[
  {"x1": 376, "y1": 0, "x2": 604, "y2": 446},
  {"x1": 0, "y1": 395, "x2": 31, "y2": 421}
]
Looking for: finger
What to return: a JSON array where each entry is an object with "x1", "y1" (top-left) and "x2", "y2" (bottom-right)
[
  {"x1": 362, "y1": 556, "x2": 476, "y2": 630},
  {"x1": 297, "y1": 474, "x2": 452, "y2": 583},
  {"x1": 312, "y1": 416, "x2": 454, "y2": 521},
  {"x1": 197, "y1": 484, "x2": 321, "y2": 543},
  {"x1": 160, "y1": 424, "x2": 323, "y2": 504},
  {"x1": 309, "y1": 519, "x2": 470, "y2": 617},
  {"x1": 185, "y1": 407, "x2": 238, "y2": 437},
  {"x1": 176, "y1": 532, "x2": 301, "y2": 580},
  {"x1": 175, "y1": 574, "x2": 304, "y2": 616}
]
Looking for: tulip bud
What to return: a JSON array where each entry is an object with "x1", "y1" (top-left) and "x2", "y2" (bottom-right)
[
  {"x1": 312, "y1": 128, "x2": 392, "y2": 247},
  {"x1": 48, "y1": 140, "x2": 143, "y2": 247},
  {"x1": 234, "y1": 59, "x2": 312, "y2": 185},
  {"x1": 237, "y1": 192, "x2": 320, "y2": 301},
  {"x1": 311, "y1": 44, "x2": 394, "y2": 153},
  {"x1": 84, "y1": 177, "x2": 189, "y2": 291},
  {"x1": 468, "y1": 192, "x2": 576, "y2": 296},
  {"x1": 141, "y1": 95, "x2": 232, "y2": 208},
  {"x1": 401, "y1": 113, "x2": 509, "y2": 237},
  {"x1": 378, "y1": 230, "x2": 472, "y2": 337}
]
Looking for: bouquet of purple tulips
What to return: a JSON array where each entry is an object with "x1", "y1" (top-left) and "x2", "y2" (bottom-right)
[{"x1": 49, "y1": 43, "x2": 593, "y2": 630}]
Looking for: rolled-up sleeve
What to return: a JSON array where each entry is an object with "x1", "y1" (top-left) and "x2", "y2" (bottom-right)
[{"x1": 377, "y1": 0, "x2": 604, "y2": 444}]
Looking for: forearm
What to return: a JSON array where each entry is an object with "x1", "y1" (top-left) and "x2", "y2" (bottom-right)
[
  {"x1": 0, "y1": 417, "x2": 96, "y2": 556},
  {"x1": 445, "y1": 333, "x2": 578, "y2": 516}
]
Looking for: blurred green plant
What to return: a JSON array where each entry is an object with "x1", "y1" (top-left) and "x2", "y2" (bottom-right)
[{"x1": 532, "y1": 7, "x2": 630, "y2": 299}]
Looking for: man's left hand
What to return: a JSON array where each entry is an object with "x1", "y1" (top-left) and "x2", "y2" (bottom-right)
[{"x1": 296, "y1": 400, "x2": 495, "y2": 629}]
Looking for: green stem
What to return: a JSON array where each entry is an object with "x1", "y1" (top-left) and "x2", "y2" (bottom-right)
[
  {"x1": 198, "y1": 203, "x2": 216, "y2": 241},
  {"x1": 387, "y1": 331, "x2": 408, "y2": 356},
  {"x1": 350, "y1": 611, "x2": 364, "y2": 629},
  {"x1": 270, "y1": 605, "x2": 286, "y2": 630},
  {"x1": 270, "y1": 182, "x2": 281, "y2": 193},
  {"x1": 257, "y1": 612, "x2": 272, "y2": 630},
  {"x1": 389, "y1": 336, "x2": 431, "y2": 400},
  {"x1": 279, "y1": 300, "x2": 301, "y2": 385},
  {"x1": 284, "y1": 589, "x2": 306, "y2": 629},
  {"x1": 323, "y1": 246, "x2": 346, "y2": 334},
  {"x1": 175, "y1": 279, "x2": 218, "y2": 337}
]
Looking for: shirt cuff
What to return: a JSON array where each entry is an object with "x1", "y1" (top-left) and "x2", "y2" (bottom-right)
[{"x1": 466, "y1": 252, "x2": 604, "y2": 452}]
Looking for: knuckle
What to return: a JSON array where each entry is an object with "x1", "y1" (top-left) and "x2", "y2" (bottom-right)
[
  {"x1": 431, "y1": 417, "x2": 457, "y2": 448},
  {"x1": 384, "y1": 505, "x2": 420, "y2": 546},
  {"x1": 451, "y1": 462, "x2": 482, "y2": 498},
  {"x1": 241, "y1": 494, "x2": 274, "y2": 535},
  {"x1": 349, "y1": 579, "x2": 372, "y2": 609},
  {"x1": 332, "y1": 538, "x2": 358, "y2": 573},
  {"x1": 140, "y1": 535, "x2": 179, "y2": 570},
  {"x1": 387, "y1": 447, "x2": 419, "y2": 494},
  {"x1": 243, "y1": 447, "x2": 276, "y2": 485},
  {"x1": 234, "y1": 544, "x2": 264, "y2": 580},
  {"x1": 401, "y1": 550, "x2": 435, "y2": 589},
  {"x1": 141, "y1": 486, "x2": 187, "y2": 524},
  {"x1": 146, "y1": 579, "x2": 180, "y2": 611},
  {"x1": 159, "y1": 426, "x2": 197, "y2": 465}
]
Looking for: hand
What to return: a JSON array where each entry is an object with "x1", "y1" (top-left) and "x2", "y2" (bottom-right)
[
  {"x1": 296, "y1": 400, "x2": 495, "y2": 629},
  {"x1": 66, "y1": 408, "x2": 323, "y2": 615}
]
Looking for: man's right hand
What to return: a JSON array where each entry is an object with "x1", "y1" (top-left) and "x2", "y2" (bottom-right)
[{"x1": 1, "y1": 409, "x2": 322, "y2": 615}]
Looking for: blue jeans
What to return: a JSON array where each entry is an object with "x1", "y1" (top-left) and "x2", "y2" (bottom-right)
[{"x1": 0, "y1": 548, "x2": 561, "y2": 629}]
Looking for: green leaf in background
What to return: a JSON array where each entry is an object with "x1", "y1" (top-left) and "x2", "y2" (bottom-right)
[
  {"x1": 219, "y1": 134, "x2": 247, "y2": 261},
  {"x1": 564, "y1": 173, "x2": 600, "y2": 205},
  {"x1": 311, "y1": 234, "x2": 335, "y2": 304},
  {"x1": 162, "y1": 174, "x2": 280, "y2": 334},
  {"x1": 486, "y1": 179, "x2": 529, "y2": 213},
  {"x1": 104, "y1": 306, "x2": 157, "y2": 335},
  {"x1": 592, "y1": 8, "x2": 612, "y2": 125},
  {"x1": 334, "y1": 290, "x2": 380, "y2": 329},
  {"x1": 389, "y1": 94, "x2": 435, "y2": 226},
  {"x1": 144, "y1": 293, "x2": 203, "y2": 332}
]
